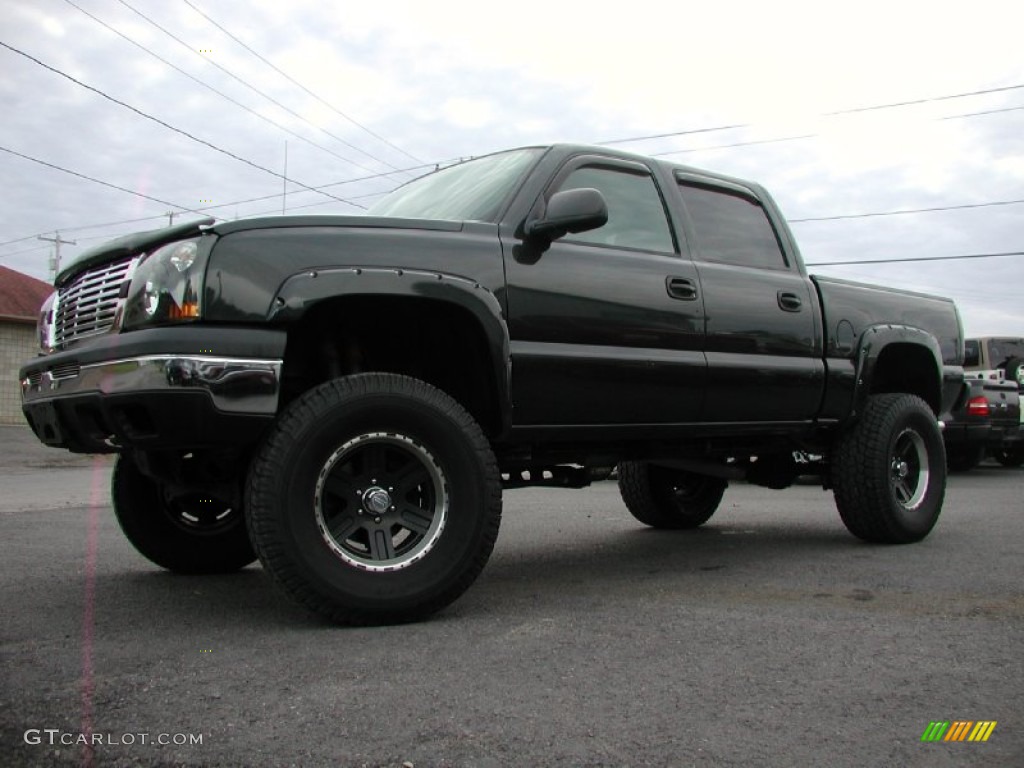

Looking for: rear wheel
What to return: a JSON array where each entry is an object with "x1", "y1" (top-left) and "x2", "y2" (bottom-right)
[
  {"x1": 832, "y1": 393, "x2": 945, "y2": 543},
  {"x1": 111, "y1": 454, "x2": 256, "y2": 573},
  {"x1": 246, "y1": 373, "x2": 501, "y2": 625},
  {"x1": 993, "y1": 444, "x2": 1024, "y2": 468},
  {"x1": 618, "y1": 462, "x2": 726, "y2": 529}
]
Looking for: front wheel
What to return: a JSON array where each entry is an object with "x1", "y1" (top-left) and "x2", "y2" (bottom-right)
[
  {"x1": 246, "y1": 374, "x2": 502, "y2": 625},
  {"x1": 832, "y1": 393, "x2": 946, "y2": 543},
  {"x1": 111, "y1": 454, "x2": 256, "y2": 573},
  {"x1": 617, "y1": 462, "x2": 727, "y2": 529}
]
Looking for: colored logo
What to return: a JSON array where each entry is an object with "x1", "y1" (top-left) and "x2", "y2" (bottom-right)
[{"x1": 921, "y1": 721, "x2": 997, "y2": 742}]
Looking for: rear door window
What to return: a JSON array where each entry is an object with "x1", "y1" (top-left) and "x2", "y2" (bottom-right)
[{"x1": 679, "y1": 183, "x2": 788, "y2": 270}]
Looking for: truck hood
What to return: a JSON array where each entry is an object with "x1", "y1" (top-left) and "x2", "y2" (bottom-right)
[
  {"x1": 211, "y1": 215, "x2": 463, "y2": 237},
  {"x1": 56, "y1": 215, "x2": 462, "y2": 287},
  {"x1": 56, "y1": 217, "x2": 215, "y2": 287}
]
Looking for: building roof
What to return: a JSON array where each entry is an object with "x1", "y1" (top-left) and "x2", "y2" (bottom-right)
[{"x1": 0, "y1": 265, "x2": 52, "y2": 321}]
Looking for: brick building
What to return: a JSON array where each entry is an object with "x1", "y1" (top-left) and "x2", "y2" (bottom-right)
[{"x1": 0, "y1": 266, "x2": 52, "y2": 424}]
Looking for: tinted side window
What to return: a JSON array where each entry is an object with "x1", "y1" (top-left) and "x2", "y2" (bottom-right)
[
  {"x1": 557, "y1": 167, "x2": 674, "y2": 253},
  {"x1": 679, "y1": 183, "x2": 787, "y2": 270}
]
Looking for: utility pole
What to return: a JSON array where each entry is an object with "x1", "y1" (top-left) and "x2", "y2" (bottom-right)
[
  {"x1": 165, "y1": 210, "x2": 177, "y2": 227},
  {"x1": 38, "y1": 231, "x2": 76, "y2": 281}
]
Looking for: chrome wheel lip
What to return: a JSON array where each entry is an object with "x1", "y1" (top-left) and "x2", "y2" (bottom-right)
[
  {"x1": 890, "y1": 428, "x2": 929, "y2": 510},
  {"x1": 314, "y1": 431, "x2": 449, "y2": 573},
  {"x1": 162, "y1": 489, "x2": 238, "y2": 536}
]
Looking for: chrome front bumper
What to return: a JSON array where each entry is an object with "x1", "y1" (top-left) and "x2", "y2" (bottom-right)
[{"x1": 21, "y1": 355, "x2": 283, "y2": 415}]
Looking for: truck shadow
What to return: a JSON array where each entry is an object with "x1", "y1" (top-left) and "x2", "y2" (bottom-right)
[{"x1": 69, "y1": 518, "x2": 890, "y2": 630}]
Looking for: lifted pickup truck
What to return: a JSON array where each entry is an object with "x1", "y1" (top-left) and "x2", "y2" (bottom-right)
[{"x1": 21, "y1": 144, "x2": 964, "y2": 624}]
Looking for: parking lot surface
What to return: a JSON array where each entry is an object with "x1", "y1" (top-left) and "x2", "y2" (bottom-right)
[{"x1": 2, "y1": 426, "x2": 1022, "y2": 767}]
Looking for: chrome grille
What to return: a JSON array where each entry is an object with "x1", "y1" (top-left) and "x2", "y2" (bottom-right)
[{"x1": 54, "y1": 256, "x2": 134, "y2": 348}]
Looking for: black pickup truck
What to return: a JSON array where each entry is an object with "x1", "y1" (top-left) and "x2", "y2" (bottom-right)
[{"x1": 20, "y1": 144, "x2": 964, "y2": 624}]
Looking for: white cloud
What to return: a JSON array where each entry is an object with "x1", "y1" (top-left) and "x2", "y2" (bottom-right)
[{"x1": 0, "y1": 0, "x2": 1021, "y2": 331}]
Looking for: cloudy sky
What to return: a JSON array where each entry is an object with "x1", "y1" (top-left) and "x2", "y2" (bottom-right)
[{"x1": 2, "y1": 0, "x2": 1022, "y2": 335}]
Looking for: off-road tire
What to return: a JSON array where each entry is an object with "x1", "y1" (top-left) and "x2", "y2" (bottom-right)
[
  {"x1": 832, "y1": 393, "x2": 945, "y2": 543},
  {"x1": 246, "y1": 373, "x2": 502, "y2": 625},
  {"x1": 618, "y1": 462, "x2": 727, "y2": 529},
  {"x1": 111, "y1": 454, "x2": 256, "y2": 573}
]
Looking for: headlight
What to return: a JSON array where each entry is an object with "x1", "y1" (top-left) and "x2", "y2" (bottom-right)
[
  {"x1": 123, "y1": 238, "x2": 208, "y2": 329},
  {"x1": 37, "y1": 290, "x2": 57, "y2": 352}
]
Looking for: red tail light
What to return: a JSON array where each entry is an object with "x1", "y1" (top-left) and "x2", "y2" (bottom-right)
[{"x1": 967, "y1": 396, "x2": 989, "y2": 416}]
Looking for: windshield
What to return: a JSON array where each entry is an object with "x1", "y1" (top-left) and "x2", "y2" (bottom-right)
[{"x1": 369, "y1": 148, "x2": 543, "y2": 222}]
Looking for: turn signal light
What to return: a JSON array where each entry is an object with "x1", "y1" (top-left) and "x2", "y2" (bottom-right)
[{"x1": 168, "y1": 301, "x2": 200, "y2": 320}]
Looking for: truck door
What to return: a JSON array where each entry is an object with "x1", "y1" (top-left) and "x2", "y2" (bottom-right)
[
  {"x1": 676, "y1": 176, "x2": 824, "y2": 421},
  {"x1": 503, "y1": 155, "x2": 707, "y2": 427}
]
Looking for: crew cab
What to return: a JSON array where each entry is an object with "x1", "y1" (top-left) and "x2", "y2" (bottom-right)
[{"x1": 21, "y1": 144, "x2": 964, "y2": 624}]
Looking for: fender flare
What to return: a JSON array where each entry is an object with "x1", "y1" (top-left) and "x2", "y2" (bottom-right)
[
  {"x1": 269, "y1": 266, "x2": 512, "y2": 430},
  {"x1": 849, "y1": 324, "x2": 949, "y2": 420}
]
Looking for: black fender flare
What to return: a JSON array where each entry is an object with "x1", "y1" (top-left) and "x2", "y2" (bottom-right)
[
  {"x1": 268, "y1": 266, "x2": 512, "y2": 431},
  {"x1": 848, "y1": 324, "x2": 958, "y2": 422}
]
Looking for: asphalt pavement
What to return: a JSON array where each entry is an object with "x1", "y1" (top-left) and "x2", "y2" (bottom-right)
[{"x1": 1, "y1": 426, "x2": 1022, "y2": 767}]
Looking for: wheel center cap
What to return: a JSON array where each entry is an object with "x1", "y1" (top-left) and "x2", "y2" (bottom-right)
[
  {"x1": 893, "y1": 461, "x2": 909, "y2": 479},
  {"x1": 362, "y1": 487, "x2": 392, "y2": 515}
]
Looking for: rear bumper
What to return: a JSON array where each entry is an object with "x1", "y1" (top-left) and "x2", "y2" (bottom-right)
[
  {"x1": 19, "y1": 326, "x2": 285, "y2": 453},
  {"x1": 941, "y1": 422, "x2": 989, "y2": 446}
]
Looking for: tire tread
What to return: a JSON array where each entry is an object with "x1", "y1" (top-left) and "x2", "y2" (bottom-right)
[{"x1": 246, "y1": 373, "x2": 501, "y2": 625}]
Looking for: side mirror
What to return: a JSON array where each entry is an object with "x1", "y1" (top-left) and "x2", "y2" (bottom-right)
[{"x1": 524, "y1": 188, "x2": 608, "y2": 241}]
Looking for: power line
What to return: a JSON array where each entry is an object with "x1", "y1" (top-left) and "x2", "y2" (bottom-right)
[
  {"x1": 826, "y1": 83, "x2": 1024, "y2": 116},
  {"x1": 0, "y1": 213, "x2": 180, "y2": 249},
  {"x1": 807, "y1": 251, "x2": 1024, "y2": 266},
  {"x1": 599, "y1": 81, "x2": 1024, "y2": 147},
  {"x1": 643, "y1": 99, "x2": 1024, "y2": 162},
  {"x1": 942, "y1": 104, "x2": 1024, "y2": 120},
  {"x1": 116, "y1": 0, "x2": 406, "y2": 177},
  {"x1": 63, "y1": 0, "x2": 390, "y2": 176},
  {"x1": 652, "y1": 134, "x2": 814, "y2": 157},
  {"x1": 0, "y1": 144, "x2": 199, "y2": 212},
  {"x1": 790, "y1": 198, "x2": 1024, "y2": 223},
  {"x1": 600, "y1": 122, "x2": 750, "y2": 146},
  {"x1": 0, "y1": 40, "x2": 363, "y2": 209},
  {"x1": 0, "y1": 162, "x2": 428, "y2": 251},
  {"x1": 0, "y1": 244, "x2": 51, "y2": 261},
  {"x1": 181, "y1": 0, "x2": 422, "y2": 166}
]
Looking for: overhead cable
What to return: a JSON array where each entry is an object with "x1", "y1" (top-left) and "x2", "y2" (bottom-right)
[
  {"x1": 63, "y1": 0, "x2": 395, "y2": 177},
  {"x1": 117, "y1": 0, "x2": 406, "y2": 176},
  {"x1": 0, "y1": 144, "x2": 198, "y2": 212},
  {"x1": 181, "y1": 0, "x2": 422, "y2": 165},
  {"x1": 0, "y1": 40, "x2": 363, "y2": 208},
  {"x1": 599, "y1": 82, "x2": 1024, "y2": 147},
  {"x1": 791, "y1": 199, "x2": 1024, "y2": 223},
  {"x1": 807, "y1": 251, "x2": 1024, "y2": 266}
]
